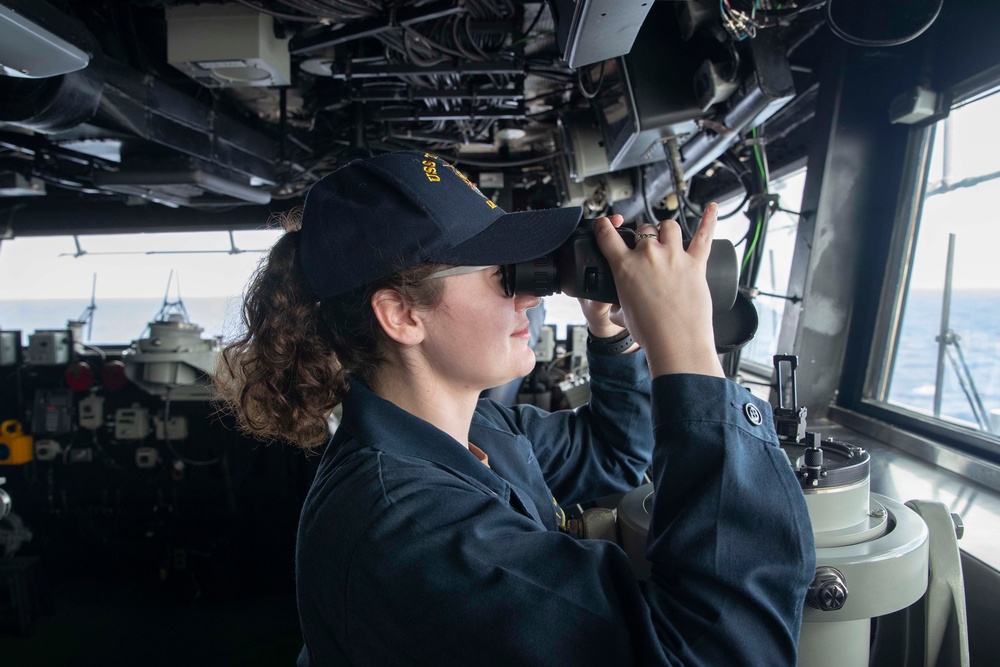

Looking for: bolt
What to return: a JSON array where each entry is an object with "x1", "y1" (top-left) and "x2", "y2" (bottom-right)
[{"x1": 807, "y1": 566, "x2": 848, "y2": 612}]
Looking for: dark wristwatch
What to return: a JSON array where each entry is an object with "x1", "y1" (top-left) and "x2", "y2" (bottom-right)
[{"x1": 586, "y1": 328, "x2": 635, "y2": 355}]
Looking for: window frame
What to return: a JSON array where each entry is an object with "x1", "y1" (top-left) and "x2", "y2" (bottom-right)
[{"x1": 837, "y1": 69, "x2": 1000, "y2": 464}]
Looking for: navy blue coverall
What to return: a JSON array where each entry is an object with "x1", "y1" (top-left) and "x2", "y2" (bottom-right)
[{"x1": 296, "y1": 350, "x2": 815, "y2": 666}]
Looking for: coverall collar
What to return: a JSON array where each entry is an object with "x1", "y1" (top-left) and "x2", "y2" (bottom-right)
[{"x1": 337, "y1": 379, "x2": 520, "y2": 500}]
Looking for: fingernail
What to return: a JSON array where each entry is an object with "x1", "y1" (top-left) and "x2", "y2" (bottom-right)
[{"x1": 708, "y1": 202, "x2": 718, "y2": 212}]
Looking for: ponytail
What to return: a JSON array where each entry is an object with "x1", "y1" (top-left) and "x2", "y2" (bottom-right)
[{"x1": 215, "y1": 210, "x2": 448, "y2": 450}]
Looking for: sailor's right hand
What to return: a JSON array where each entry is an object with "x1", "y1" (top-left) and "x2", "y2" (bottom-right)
[{"x1": 593, "y1": 204, "x2": 724, "y2": 379}]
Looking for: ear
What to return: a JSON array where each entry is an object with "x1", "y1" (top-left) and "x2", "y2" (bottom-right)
[{"x1": 371, "y1": 288, "x2": 426, "y2": 346}]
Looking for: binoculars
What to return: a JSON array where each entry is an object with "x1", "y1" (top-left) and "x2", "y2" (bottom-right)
[{"x1": 502, "y1": 222, "x2": 758, "y2": 352}]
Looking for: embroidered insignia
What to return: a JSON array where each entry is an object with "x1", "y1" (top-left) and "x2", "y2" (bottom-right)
[{"x1": 422, "y1": 152, "x2": 498, "y2": 209}]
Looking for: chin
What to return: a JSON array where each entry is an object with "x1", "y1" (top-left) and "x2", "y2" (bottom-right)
[{"x1": 513, "y1": 352, "x2": 537, "y2": 379}]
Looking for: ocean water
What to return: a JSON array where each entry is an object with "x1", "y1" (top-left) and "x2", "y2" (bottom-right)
[
  {"x1": 888, "y1": 289, "x2": 1000, "y2": 429},
  {"x1": 2, "y1": 289, "x2": 998, "y2": 431}
]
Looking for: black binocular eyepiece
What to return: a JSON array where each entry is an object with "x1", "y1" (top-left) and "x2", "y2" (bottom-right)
[{"x1": 502, "y1": 223, "x2": 758, "y2": 353}]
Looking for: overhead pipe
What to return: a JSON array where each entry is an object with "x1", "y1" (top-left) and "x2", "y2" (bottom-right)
[
  {"x1": 97, "y1": 61, "x2": 281, "y2": 183},
  {"x1": 0, "y1": 1, "x2": 283, "y2": 189},
  {"x1": 0, "y1": 0, "x2": 104, "y2": 133}
]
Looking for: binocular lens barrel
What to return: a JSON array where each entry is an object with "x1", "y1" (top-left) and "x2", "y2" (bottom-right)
[
  {"x1": 504, "y1": 230, "x2": 739, "y2": 313},
  {"x1": 507, "y1": 254, "x2": 560, "y2": 299}
]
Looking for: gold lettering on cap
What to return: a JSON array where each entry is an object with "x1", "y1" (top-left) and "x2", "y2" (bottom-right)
[
  {"x1": 422, "y1": 159, "x2": 441, "y2": 183},
  {"x1": 421, "y1": 152, "x2": 498, "y2": 209}
]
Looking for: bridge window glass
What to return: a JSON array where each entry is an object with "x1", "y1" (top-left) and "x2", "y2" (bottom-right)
[
  {"x1": 716, "y1": 167, "x2": 807, "y2": 369},
  {"x1": 878, "y1": 86, "x2": 1000, "y2": 439},
  {"x1": 0, "y1": 229, "x2": 281, "y2": 346}
]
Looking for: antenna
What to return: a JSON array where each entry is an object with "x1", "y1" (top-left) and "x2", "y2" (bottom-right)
[
  {"x1": 76, "y1": 273, "x2": 98, "y2": 341},
  {"x1": 153, "y1": 269, "x2": 190, "y2": 323},
  {"x1": 162, "y1": 269, "x2": 173, "y2": 304}
]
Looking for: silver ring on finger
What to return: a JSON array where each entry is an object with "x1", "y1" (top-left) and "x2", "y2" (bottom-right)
[{"x1": 635, "y1": 233, "x2": 659, "y2": 241}]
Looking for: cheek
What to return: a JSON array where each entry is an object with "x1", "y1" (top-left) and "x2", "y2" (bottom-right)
[
  {"x1": 426, "y1": 304, "x2": 490, "y2": 354},
  {"x1": 434, "y1": 281, "x2": 518, "y2": 352}
]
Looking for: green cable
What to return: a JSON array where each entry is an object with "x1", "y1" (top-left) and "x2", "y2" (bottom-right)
[
  {"x1": 744, "y1": 127, "x2": 767, "y2": 271},
  {"x1": 742, "y1": 214, "x2": 762, "y2": 271},
  {"x1": 751, "y1": 127, "x2": 768, "y2": 192}
]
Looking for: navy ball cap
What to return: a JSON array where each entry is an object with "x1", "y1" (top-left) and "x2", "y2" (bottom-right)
[{"x1": 299, "y1": 151, "x2": 583, "y2": 298}]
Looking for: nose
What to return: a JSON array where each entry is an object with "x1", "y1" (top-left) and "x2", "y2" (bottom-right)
[{"x1": 515, "y1": 293, "x2": 541, "y2": 311}]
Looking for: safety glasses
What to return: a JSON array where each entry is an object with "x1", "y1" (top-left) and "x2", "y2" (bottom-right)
[{"x1": 425, "y1": 264, "x2": 515, "y2": 297}]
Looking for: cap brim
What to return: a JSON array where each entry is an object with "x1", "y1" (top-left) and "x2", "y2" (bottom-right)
[{"x1": 430, "y1": 206, "x2": 583, "y2": 266}]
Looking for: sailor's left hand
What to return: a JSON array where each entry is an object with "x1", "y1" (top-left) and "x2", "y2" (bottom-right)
[{"x1": 579, "y1": 298, "x2": 622, "y2": 338}]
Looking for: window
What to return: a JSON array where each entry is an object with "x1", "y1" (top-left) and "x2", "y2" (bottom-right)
[
  {"x1": 716, "y1": 167, "x2": 807, "y2": 369},
  {"x1": 0, "y1": 229, "x2": 281, "y2": 346},
  {"x1": 873, "y1": 84, "x2": 1000, "y2": 441},
  {"x1": 539, "y1": 293, "x2": 586, "y2": 341}
]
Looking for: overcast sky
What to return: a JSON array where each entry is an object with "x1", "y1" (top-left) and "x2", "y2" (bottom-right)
[{"x1": 0, "y1": 229, "x2": 280, "y2": 300}]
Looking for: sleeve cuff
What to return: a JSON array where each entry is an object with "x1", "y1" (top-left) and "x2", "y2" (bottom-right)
[
  {"x1": 586, "y1": 345, "x2": 649, "y2": 383},
  {"x1": 650, "y1": 374, "x2": 780, "y2": 445}
]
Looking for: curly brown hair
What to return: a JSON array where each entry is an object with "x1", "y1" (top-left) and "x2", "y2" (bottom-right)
[{"x1": 214, "y1": 210, "x2": 446, "y2": 450}]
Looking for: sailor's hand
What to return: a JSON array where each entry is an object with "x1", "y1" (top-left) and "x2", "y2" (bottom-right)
[
  {"x1": 578, "y1": 215, "x2": 630, "y2": 340},
  {"x1": 593, "y1": 205, "x2": 724, "y2": 378}
]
